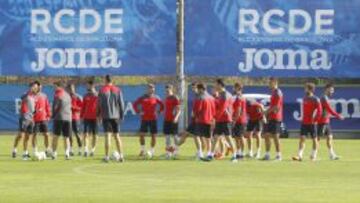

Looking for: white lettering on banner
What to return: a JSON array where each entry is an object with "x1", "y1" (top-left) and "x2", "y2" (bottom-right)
[
  {"x1": 31, "y1": 48, "x2": 122, "y2": 72},
  {"x1": 15, "y1": 99, "x2": 21, "y2": 114},
  {"x1": 238, "y1": 48, "x2": 331, "y2": 73},
  {"x1": 239, "y1": 9, "x2": 334, "y2": 35},
  {"x1": 31, "y1": 9, "x2": 123, "y2": 34},
  {"x1": 124, "y1": 102, "x2": 136, "y2": 116},
  {"x1": 293, "y1": 98, "x2": 360, "y2": 121}
]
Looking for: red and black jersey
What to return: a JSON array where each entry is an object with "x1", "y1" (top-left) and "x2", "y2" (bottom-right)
[
  {"x1": 34, "y1": 92, "x2": 51, "y2": 122},
  {"x1": 318, "y1": 95, "x2": 341, "y2": 124},
  {"x1": 164, "y1": 95, "x2": 181, "y2": 122},
  {"x1": 70, "y1": 93, "x2": 83, "y2": 121},
  {"x1": 233, "y1": 95, "x2": 247, "y2": 124},
  {"x1": 268, "y1": 88, "x2": 283, "y2": 121},
  {"x1": 214, "y1": 90, "x2": 233, "y2": 122},
  {"x1": 133, "y1": 94, "x2": 164, "y2": 121},
  {"x1": 302, "y1": 95, "x2": 322, "y2": 125},
  {"x1": 247, "y1": 100, "x2": 263, "y2": 121},
  {"x1": 52, "y1": 87, "x2": 72, "y2": 121},
  {"x1": 97, "y1": 84, "x2": 125, "y2": 120},
  {"x1": 81, "y1": 90, "x2": 98, "y2": 120},
  {"x1": 20, "y1": 91, "x2": 36, "y2": 121},
  {"x1": 193, "y1": 92, "x2": 216, "y2": 125}
]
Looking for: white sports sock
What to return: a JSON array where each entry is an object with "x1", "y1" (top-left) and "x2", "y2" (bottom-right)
[
  {"x1": 65, "y1": 148, "x2": 70, "y2": 156},
  {"x1": 298, "y1": 149, "x2": 304, "y2": 158},
  {"x1": 257, "y1": 149, "x2": 261, "y2": 155},
  {"x1": 276, "y1": 152, "x2": 281, "y2": 157},
  {"x1": 13, "y1": 148, "x2": 17, "y2": 153},
  {"x1": 91, "y1": 148, "x2": 96, "y2": 153},
  {"x1": 329, "y1": 148, "x2": 336, "y2": 157},
  {"x1": 150, "y1": 148, "x2": 155, "y2": 154},
  {"x1": 265, "y1": 151, "x2": 270, "y2": 156},
  {"x1": 311, "y1": 150, "x2": 318, "y2": 159},
  {"x1": 197, "y1": 150, "x2": 203, "y2": 158}
]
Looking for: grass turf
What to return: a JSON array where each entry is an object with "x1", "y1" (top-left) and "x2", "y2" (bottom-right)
[{"x1": 0, "y1": 135, "x2": 359, "y2": 203}]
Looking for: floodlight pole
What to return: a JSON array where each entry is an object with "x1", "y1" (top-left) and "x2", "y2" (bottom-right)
[{"x1": 177, "y1": 0, "x2": 186, "y2": 131}]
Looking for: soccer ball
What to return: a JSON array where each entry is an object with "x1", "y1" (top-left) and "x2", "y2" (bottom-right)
[
  {"x1": 33, "y1": 152, "x2": 47, "y2": 161},
  {"x1": 111, "y1": 151, "x2": 120, "y2": 161}
]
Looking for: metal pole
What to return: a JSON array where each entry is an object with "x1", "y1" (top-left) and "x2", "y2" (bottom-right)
[{"x1": 177, "y1": 0, "x2": 186, "y2": 131}]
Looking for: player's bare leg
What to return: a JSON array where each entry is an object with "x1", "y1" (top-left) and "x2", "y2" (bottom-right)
[
  {"x1": 327, "y1": 135, "x2": 339, "y2": 160},
  {"x1": 51, "y1": 136, "x2": 59, "y2": 159},
  {"x1": 91, "y1": 133, "x2": 98, "y2": 157},
  {"x1": 113, "y1": 133, "x2": 124, "y2": 162},
  {"x1": 31, "y1": 133, "x2": 38, "y2": 154},
  {"x1": 68, "y1": 135, "x2": 74, "y2": 156},
  {"x1": 83, "y1": 133, "x2": 89, "y2": 157},
  {"x1": 254, "y1": 131, "x2": 262, "y2": 159},
  {"x1": 224, "y1": 135, "x2": 238, "y2": 162},
  {"x1": 173, "y1": 134, "x2": 180, "y2": 157},
  {"x1": 139, "y1": 132, "x2": 146, "y2": 157},
  {"x1": 246, "y1": 132, "x2": 254, "y2": 158},
  {"x1": 310, "y1": 137, "x2": 319, "y2": 161},
  {"x1": 12, "y1": 132, "x2": 24, "y2": 158},
  {"x1": 147, "y1": 133, "x2": 156, "y2": 158},
  {"x1": 165, "y1": 134, "x2": 172, "y2": 159},
  {"x1": 274, "y1": 133, "x2": 282, "y2": 160},
  {"x1": 293, "y1": 136, "x2": 306, "y2": 161},
  {"x1": 204, "y1": 137, "x2": 212, "y2": 159},
  {"x1": 209, "y1": 135, "x2": 221, "y2": 160},
  {"x1": 74, "y1": 131, "x2": 82, "y2": 156},
  {"x1": 234, "y1": 136, "x2": 244, "y2": 159},
  {"x1": 22, "y1": 133, "x2": 31, "y2": 160},
  {"x1": 263, "y1": 132, "x2": 271, "y2": 160},
  {"x1": 194, "y1": 136, "x2": 203, "y2": 159},
  {"x1": 104, "y1": 132, "x2": 112, "y2": 162},
  {"x1": 44, "y1": 132, "x2": 51, "y2": 155},
  {"x1": 64, "y1": 137, "x2": 71, "y2": 160}
]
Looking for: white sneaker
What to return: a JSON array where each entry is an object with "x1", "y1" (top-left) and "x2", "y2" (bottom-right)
[
  {"x1": 275, "y1": 155, "x2": 282, "y2": 161},
  {"x1": 330, "y1": 155, "x2": 340, "y2": 160},
  {"x1": 147, "y1": 151, "x2": 153, "y2": 159},
  {"x1": 255, "y1": 153, "x2": 261, "y2": 159}
]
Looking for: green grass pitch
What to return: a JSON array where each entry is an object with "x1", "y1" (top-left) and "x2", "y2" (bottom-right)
[{"x1": 0, "y1": 135, "x2": 359, "y2": 203}]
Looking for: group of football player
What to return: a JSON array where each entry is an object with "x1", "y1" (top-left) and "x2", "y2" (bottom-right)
[{"x1": 12, "y1": 76, "x2": 343, "y2": 162}]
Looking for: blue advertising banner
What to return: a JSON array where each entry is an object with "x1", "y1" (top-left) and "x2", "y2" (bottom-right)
[
  {"x1": 185, "y1": 0, "x2": 360, "y2": 77},
  {"x1": 187, "y1": 86, "x2": 360, "y2": 130},
  {"x1": 0, "y1": 0, "x2": 176, "y2": 76},
  {"x1": 0, "y1": 84, "x2": 166, "y2": 132}
]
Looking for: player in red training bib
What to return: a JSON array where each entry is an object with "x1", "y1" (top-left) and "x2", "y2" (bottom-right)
[{"x1": 293, "y1": 83, "x2": 322, "y2": 162}]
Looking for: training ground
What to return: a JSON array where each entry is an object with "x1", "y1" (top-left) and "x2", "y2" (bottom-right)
[{"x1": 0, "y1": 135, "x2": 359, "y2": 203}]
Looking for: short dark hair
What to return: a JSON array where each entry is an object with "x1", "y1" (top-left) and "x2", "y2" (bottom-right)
[
  {"x1": 269, "y1": 77, "x2": 278, "y2": 83},
  {"x1": 234, "y1": 82, "x2": 243, "y2": 90},
  {"x1": 105, "y1": 75, "x2": 112, "y2": 83},
  {"x1": 197, "y1": 83, "x2": 206, "y2": 90},
  {"x1": 325, "y1": 83, "x2": 334, "y2": 89},
  {"x1": 216, "y1": 78, "x2": 225, "y2": 87},
  {"x1": 305, "y1": 82, "x2": 316, "y2": 93},
  {"x1": 166, "y1": 84, "x2": 174, "y2": 89},
  {"x1": 33, "y1": 80, "x2": 41, "y2": 86},
  {"x1": 87, "y1": 80, "x2": 94, "y2": 86},
  {"x1": 54, "y1": 81, "x2": 63, "y2": 88}
]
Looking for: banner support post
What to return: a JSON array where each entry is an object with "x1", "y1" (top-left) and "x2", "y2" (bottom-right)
[{"x1": 177, "y1": 0, "x2": 186, "y2": 131}]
